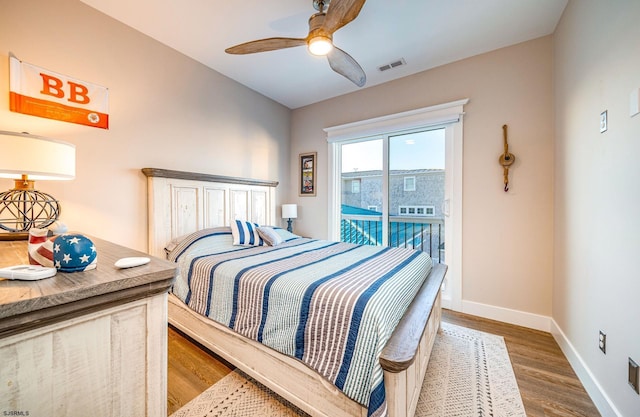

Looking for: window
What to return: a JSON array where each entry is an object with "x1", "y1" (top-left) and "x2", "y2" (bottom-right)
[
  {"x1": 404, "y1": 176, "x2": 416, "y2": 191},
  {"x1": 368, "y1": 205, "x2": 378, "y2": 211},
  {"x1": 352, "y1": 180, "x2": 360, "y2": 193},
  {"x1": 399, "y1": 205, "x2": 435, "y2": 217}
]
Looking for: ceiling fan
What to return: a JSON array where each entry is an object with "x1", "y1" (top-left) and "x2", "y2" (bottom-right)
[{"x1": 225, "y1": 0, "x2": 367, "y2": 87}]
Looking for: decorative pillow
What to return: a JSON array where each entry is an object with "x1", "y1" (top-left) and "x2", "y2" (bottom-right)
[
  {"x1": 257, "y1": 226, "x2": 284, "y2": 246},
  {"x1": 231, "y1": 220, "x2": 264, "y2": 246}
]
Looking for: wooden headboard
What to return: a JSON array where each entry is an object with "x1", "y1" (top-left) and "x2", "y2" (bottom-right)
[{"x1": 142, "y1": 168, "x2": 278, "y2": 258}]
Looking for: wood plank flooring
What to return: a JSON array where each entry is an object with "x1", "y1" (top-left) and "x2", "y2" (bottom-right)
[
  {"x1": 167, "y1": 309, "x2": 601, "y2": 416},
  {"x1": 167, "y1": 326, "x2": 234, "y2": 414}
]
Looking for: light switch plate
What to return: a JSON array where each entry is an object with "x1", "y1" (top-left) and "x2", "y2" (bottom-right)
[{"x1": 600, "y1": 110, "x2": 608, "y2": 133}]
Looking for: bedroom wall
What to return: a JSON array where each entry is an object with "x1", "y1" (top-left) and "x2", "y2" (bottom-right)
[
  {"x1": 290, "y1": 37, "x2": 554, "y2": 320},
  {"x1": 553, "y1": 1, "x2": 640, "y2": 415},
  {"x1": 0, "y1": 0, "x2": 291, "y2": 251}
]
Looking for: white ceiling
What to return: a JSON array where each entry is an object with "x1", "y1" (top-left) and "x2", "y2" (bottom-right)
[{"x1": 80, "y1": 0, "x2": 567, "y2": 109}]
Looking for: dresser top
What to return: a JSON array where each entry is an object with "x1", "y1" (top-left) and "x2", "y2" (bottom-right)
[{"x1": 0, "y1": 236, "x2": 176, "y2": 337}]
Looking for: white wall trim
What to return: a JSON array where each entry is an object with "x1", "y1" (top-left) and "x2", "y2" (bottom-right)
[
  {"x1": 550, "y1": 320, "x2": 622, "y2": 417},
  {"x1": 461, "y1": 300, "x2": 551, "y2": 332}
]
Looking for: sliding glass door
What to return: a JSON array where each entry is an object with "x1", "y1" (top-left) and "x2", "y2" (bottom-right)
[
  {"x1": 339, "y1": 128, "x2": 445, "y2": 264},
  {"x1": 340, "y1": 139, "x2": 384, "y2": 246},
  {"x1": 389, "y1": 129, "x2": 445, "y2": 262}
]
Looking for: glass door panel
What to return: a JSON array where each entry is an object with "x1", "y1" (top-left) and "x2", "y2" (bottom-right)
[
  {"x1": 340, "y1": 139, "x2": 383, "y2": 246},
  {"x1": 389, "y1": 129, "x2": 445, "y2": 263}
]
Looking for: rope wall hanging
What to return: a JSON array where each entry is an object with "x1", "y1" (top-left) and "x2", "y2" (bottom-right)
[{"x1": 499, "y1": 124, "x2": 516, "y2": 192}]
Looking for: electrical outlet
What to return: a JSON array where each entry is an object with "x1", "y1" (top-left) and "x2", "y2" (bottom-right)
[
  {"x1": 598, "y1": 331, "x2": 606, "y2": 354},
  {"x1": 630, "y1": 358, "x2": 639, "y2": 394}
]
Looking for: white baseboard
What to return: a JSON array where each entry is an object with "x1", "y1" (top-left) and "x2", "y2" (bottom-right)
[
  {"x1": 460, "y1": 300, "x2": 551, "y2": 332},
  {"x1": 550, "y1": 319, "x2": 622, "y2": 417}
]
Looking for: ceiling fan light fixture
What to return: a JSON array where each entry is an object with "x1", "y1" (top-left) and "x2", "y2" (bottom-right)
[
  {"x1": 308, "y1": 36, "x2": 333, "y2": 56},
  {"x1": 225, "y1": 0, "x2": 367, "y2": 86}
]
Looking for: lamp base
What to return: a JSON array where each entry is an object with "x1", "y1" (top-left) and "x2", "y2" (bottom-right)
[
  {"x1": 0, "y1": 188, "x2": 60, "y2": 232},
  {"x1": 286, "y1": 218, "x2": 293, "y2": 233}
]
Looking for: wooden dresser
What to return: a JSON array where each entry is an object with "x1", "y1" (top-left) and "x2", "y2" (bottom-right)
[{"x1": 0, "y1": 237, "x2": 175, "y2": 417}]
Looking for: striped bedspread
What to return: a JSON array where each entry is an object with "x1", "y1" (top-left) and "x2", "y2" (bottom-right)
[{"x1": 168, "y1": 227, "x2": 433, "y2": 417}]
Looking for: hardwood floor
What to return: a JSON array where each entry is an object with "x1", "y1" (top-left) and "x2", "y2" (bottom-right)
[
  {"x1": 167, "y1": 309, "x2": 601, "y2": 416},
  {"x1": 167, "y1": 326, "x2": 234, "y2": 414}
]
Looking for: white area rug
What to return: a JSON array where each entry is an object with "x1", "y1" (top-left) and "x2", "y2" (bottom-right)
[
  {"x1": 171, "y1": 323, "x2": 526, "y2": 417},
  {"x1": 417, "y1": 323, "x2": 526, "y2": 417}
]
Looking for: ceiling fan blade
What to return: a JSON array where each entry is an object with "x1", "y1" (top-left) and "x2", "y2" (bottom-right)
[
  {"x1": 322, "y1": 0, "x2": 366, "y2": 34},
  {"x1": 327, "y1": 46, "x2": 366, "y2": 87},
  {"x1": 225, "y1": 37, "x2": 306, "y2": 54}
]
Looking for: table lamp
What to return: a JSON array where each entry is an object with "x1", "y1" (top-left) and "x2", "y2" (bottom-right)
[
  {"x1": 281, "y1": 204, "x2": 297, "y2": 233},
  {"x1": 0, "y1": 131, "x2": 76, "y2": 238}
]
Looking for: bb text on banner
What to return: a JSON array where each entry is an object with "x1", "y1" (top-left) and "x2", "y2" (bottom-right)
[{"x1": 9, "y1": 55, "x2": 109, "y2": 129}]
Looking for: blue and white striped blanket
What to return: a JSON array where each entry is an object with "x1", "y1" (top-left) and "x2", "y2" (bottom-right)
[{"x1": 168, "y1": 227, "x2": 432, "y2": 417}]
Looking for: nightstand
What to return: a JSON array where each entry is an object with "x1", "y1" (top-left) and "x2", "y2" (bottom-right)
[{"x1": 0, "y1": 236, "x2": 175, "y2": 416}]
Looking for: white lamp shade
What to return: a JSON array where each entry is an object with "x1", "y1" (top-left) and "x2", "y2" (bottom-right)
[
  {"x1": 0, "y1": 131, "x2": 75, "y2": 180},
  {"x1": 282, "y1": 204, "x2": 298, "y2": 219}
]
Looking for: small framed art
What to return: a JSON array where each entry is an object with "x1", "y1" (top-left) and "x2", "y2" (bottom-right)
[{"x1": 299, "y1": 152, "x2": 316, "y2": 196}]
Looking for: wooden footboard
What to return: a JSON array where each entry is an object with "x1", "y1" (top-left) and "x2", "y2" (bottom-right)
[
  {"x1": 168, "y1": 263, "x2": 446, "y2": 417},
  {"x1": 381, "y1": 264, "x2": 446, "y2": 417}
]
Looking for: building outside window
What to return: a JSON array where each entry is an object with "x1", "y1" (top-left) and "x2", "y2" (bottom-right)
[
  {"x1": 340, "y1": 169, "x2": 444, "y2": 262},
  {"x1": 341, "y1": 170, "x2": 444, "y2": 217}
]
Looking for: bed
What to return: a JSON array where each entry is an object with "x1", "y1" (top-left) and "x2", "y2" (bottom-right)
[{"x1": 142, "y1": 168, "x2": 446, "y2": 417}]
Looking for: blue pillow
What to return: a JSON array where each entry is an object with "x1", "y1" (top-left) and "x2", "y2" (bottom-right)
[{"x1": 231, "y1": 220, "x2": 264, "y2": 246}]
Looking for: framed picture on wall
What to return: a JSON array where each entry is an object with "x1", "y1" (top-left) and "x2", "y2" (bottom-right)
[{"x1": 299, "y1": 152, "x2": 316, "y2": 196}]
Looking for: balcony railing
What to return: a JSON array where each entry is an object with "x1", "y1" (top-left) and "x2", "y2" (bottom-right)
[{"x1": 340, "y1": 214, "x2": 444, "y2": 263}]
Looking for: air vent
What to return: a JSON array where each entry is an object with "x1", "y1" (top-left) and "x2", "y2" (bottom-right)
[{"x1": 377, "y1": 58, "x2": 406, "y2": 72}]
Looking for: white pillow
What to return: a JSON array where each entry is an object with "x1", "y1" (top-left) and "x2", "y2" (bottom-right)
[
  {"x1": 257, "y1": 226, "x2": 284, "y2": 246},
  {"x1": 231, "y1": 220, "x2": 264, "y2": 246}
]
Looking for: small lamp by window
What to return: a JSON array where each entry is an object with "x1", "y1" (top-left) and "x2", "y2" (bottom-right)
[
  {"x1": 0, "y1": 131, "x2": 76, "y2": 238},
  {"x1": 281, "y1": 204, "x2": 297, "y2": 233}
]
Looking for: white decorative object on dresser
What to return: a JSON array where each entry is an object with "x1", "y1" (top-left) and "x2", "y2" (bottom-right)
[{"x1": 0, "y1": 237, "x2": 175, "y2": 417}]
